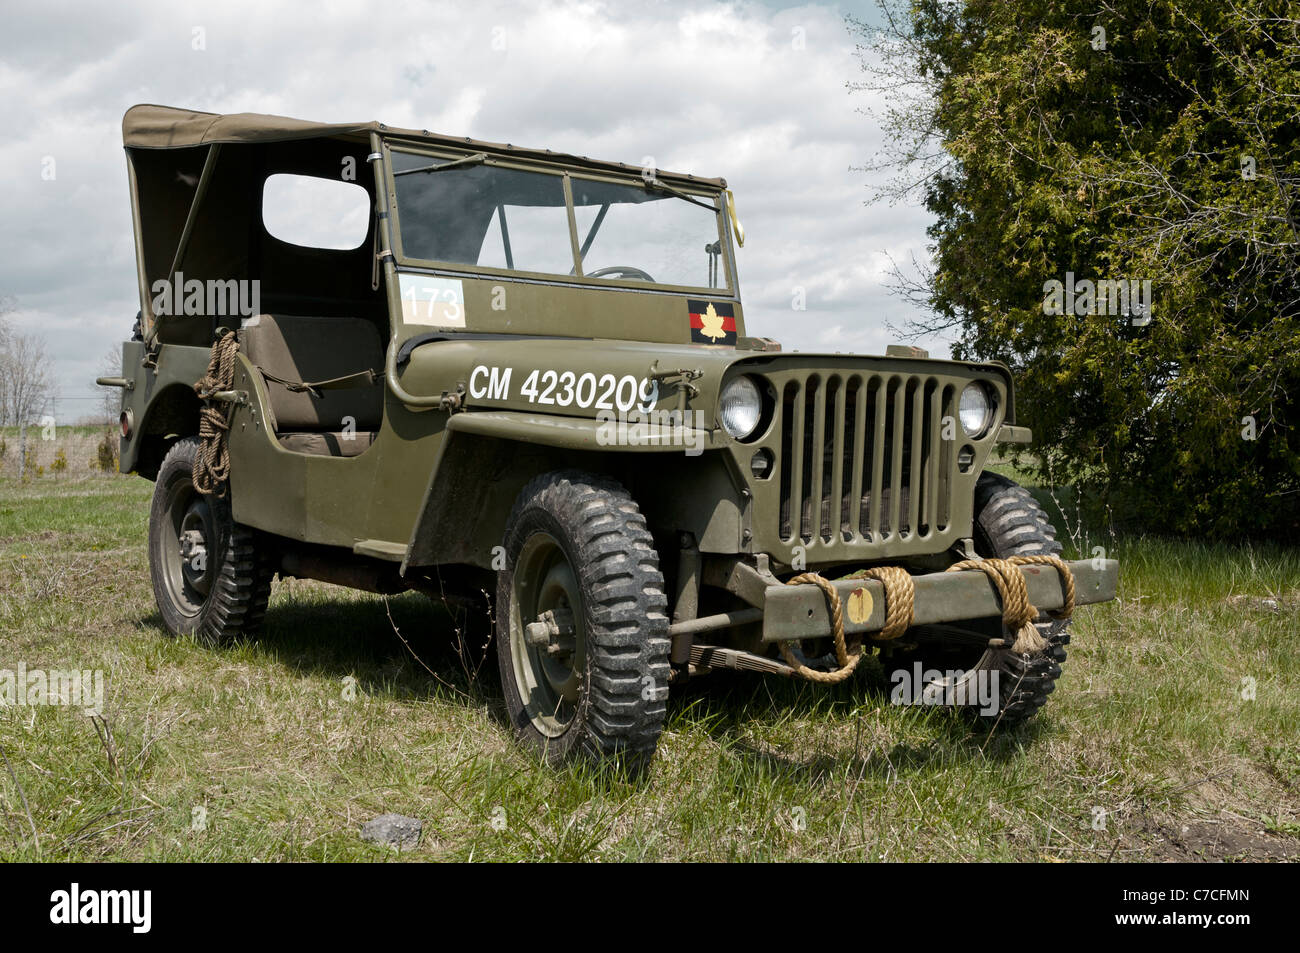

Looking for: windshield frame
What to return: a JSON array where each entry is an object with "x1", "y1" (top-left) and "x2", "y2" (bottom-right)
[{"x1": 382, "y1": 139, "x2": 736, "y2": 297}]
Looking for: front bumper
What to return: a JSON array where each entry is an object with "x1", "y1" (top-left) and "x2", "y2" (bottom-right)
[
  {"x1": 678, "y1": 558, "x2": 1119, "y2": 644},
  {"x1": 762, "y1": 558, "x2": 1118, "y2": 642}
]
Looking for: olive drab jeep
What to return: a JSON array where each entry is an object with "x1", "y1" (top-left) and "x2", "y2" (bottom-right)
[{"x1": 102, "y1": 105, "x2": 1119, "y2": 776}]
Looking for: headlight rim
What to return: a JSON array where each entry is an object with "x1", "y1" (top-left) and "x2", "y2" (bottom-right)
[
  {"x1": 958, "y1": 381, "x2": 995, "y2": 439},
  {"x1": 719, "y1": 374, "x2": 765, "y2": 441}
]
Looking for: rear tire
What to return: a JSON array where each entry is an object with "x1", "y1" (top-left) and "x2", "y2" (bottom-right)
[
  {"x1": 148, "y1": 437, "x2": 274, "y2": 642},
  {"x1": 495, "y1": 470, "x2": 670, "y2": 777}
]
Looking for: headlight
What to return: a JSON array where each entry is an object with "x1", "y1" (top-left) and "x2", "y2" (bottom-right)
[
  {"x1": 958, "y1": 382, "x2": 993, "y2": 437},
  {"x1": 719, "y1": 376, "x2": 763, "y2": 439}
]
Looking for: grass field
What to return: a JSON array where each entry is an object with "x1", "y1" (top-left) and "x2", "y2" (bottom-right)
[{"x1": 1, "y1": 458, "x2": 1297, "y2": 862}]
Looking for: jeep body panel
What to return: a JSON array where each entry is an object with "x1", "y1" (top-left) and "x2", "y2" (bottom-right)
[{"x1": 392, "y1": 335, "x2": 1016, "y2": 571}]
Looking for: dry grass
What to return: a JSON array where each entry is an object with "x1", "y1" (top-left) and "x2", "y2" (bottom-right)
[{"x1": 0, "y1": 457, "x2": 1297, "y2": 861}]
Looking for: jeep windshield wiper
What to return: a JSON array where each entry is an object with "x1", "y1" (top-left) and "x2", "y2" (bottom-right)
[
  {"x1": 643, "y1": 177, "x2": 718, "y2": 213},
  {"x1": 393, "y1": 152, "x2": 487, "y2": 176}
]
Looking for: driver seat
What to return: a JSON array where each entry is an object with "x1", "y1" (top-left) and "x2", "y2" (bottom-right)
[{"x1": 237, "y1": 314, "x2": 384, "y2": 457}]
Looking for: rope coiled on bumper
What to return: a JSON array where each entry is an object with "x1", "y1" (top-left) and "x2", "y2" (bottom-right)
[
  {"x1": 778, "y1": 565, "x2": 915, "y2": 684},
  {"x1": 945, "y1": 555, "x2": 1076, "y2": 654},
  {"x1": 780, "y1": 555, "x2": 1076, "y2": 680}
]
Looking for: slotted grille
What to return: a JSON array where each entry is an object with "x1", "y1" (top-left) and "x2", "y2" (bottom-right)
[{"x1": 777, "y1": 373, "x2": 955, "y2": 545}]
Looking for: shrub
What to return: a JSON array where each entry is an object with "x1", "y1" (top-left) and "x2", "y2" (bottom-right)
[{"x1": 97, "y1": 429, "x2": 119, "y2": 472}]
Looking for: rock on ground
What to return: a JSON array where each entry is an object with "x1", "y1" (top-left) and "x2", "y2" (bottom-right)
[{"x1": 361, "y1": 814, "x2": 423, "y2": 850}]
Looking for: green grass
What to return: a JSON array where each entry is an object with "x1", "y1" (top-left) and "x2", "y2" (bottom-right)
[{"x1": 1, "y1": 465, "x2": 1297, "y2": 862}]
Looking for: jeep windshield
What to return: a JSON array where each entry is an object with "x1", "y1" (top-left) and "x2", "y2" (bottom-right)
[{"x1": 388, "y1": 147, "x2": 730, "y2": 291}]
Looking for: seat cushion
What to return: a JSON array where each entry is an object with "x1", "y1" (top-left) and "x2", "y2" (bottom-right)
[
  {"x1": 277, "y1": 431, "x2": 376, "y2": 457},
  {"x1": 239, "y1": 314, "x2": 384, "y2": 432}
]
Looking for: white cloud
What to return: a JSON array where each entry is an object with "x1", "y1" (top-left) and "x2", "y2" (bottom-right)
[{"x1": 0, "y1": 0, "x2": 945, "y2": 421}]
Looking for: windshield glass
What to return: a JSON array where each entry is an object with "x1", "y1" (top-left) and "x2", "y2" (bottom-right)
[
  {"x1": 392, "y1": 152, "x2": 573, "y2": 274},
  {"x1": 389, "y1": 148, "x2": 728, "y2": 290},
  {"x1": 571, "y1": 177, "x2": 724, "y2": 289}
]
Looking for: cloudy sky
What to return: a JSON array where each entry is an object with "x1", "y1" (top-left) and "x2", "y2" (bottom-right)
[{"x1": 0, "y1": 0, "x2": 943, "y2": 422}]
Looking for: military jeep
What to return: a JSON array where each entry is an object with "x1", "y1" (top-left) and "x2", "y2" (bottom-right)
[{"x1": 103, "y1": 105, "x2": 1118, "y2": 775}]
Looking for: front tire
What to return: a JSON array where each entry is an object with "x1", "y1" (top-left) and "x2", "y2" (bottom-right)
[
  {"x1": 495, "y1": 470, "x2": 670, "y2": 776},
  {"x1": 148, "y1": 437, "x2": 273, "y2": 642},
  {"x1": 972, "y1": 472, "x2": 1070, "y2": 724},
  {"x1": 881, "y1": 471, "x2": 1070, "y2": 726}
]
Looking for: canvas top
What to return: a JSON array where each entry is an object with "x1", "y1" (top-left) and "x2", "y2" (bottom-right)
[{"x1": 121, "y1": 104, "x2": 726, "y2": 189}]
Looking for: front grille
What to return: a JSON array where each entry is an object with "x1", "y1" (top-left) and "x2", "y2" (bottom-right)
[{"x1": 777, "y1": 373, "x2": 956, "y2": 545}]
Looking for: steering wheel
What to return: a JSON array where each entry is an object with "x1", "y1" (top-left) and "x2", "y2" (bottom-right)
[{"x1": 585, "y1": 265, "x2": 656, "y2": 283}]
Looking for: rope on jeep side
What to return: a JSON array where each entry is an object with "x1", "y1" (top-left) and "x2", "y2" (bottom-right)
[
  {"x1": 259, "y1": 367, "x2": 379, "y2": 398},
  {"x1": 779, "y1": 556, "x2": 1077, "y2": 680},
  {"x1": 192, "y1": 328, "x2": 240, "y2": 497},
  {"x1": 778, "y1": 566, "x2": 915, "y2": 684},
  {"x1": 944, "y1": 555, "x2": 1076, "y2": 654}
]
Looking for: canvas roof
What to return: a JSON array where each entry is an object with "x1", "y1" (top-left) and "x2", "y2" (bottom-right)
[{"x1": 122, "y1": 104, "x2": 725, "y2": 188}]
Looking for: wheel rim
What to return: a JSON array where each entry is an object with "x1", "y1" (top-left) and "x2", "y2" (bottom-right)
[
  {"x1": 509, "y1": 531, "x2": 587, "y2": 738},
  {"x1": 160, "y1": 478, "x2": 215, "y2": 618}
]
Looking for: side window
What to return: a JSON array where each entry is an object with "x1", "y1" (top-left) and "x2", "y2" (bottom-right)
[{"x1": 262, "y1": 174, "x2": 370, "y2": 249}]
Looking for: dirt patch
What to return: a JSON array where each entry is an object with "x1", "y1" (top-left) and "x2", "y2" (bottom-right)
[
  {"x1": 1224, "y1": 591, "x2": 1300, "y2": 613},
  {"x1": 1136, "y1": 814, "x2": 1300, "y2": 862},
  {"x1": 0, "y1": 529, "x2": 59, "y2": 546}
]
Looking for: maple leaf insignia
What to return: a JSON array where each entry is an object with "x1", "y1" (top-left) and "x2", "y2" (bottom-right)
[{"x1": 699, "y1": 303, "x2": 726, "y2": 342}]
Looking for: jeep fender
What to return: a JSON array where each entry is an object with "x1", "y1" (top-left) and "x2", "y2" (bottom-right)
[
  {"x1": 400, "y1": 418, "x2": 748, "y2": 574},
  {"x1": 118, "y1": 342, "x2": 210, "y2": 478}
]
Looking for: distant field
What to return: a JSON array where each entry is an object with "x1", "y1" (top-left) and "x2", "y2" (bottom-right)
[{"x1": 0, "y1": 448, "x2": 1296, "y2": 861}]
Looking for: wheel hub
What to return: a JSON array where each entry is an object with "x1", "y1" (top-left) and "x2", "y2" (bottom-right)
[
  {"x1": 524, "y1": 605, "x2": 577, "y2": 658},
  {"x1": 510, "y1": 533, "x2": 588, "y2": 737},
  {"x1": 178, "y1": 502, "x2": 214, "y2": 596}
]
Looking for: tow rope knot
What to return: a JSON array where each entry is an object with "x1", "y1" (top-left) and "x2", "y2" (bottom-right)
[
  {"x1": 945, "y1": 555, "x2": 1076, "y2": 654},
  {"x1": 780, "y1": 555, "x2": 1076, "y2": 681}
]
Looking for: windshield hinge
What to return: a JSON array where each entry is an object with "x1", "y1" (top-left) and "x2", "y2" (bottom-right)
[{"x1": 440, "y1": 382, "x2": 467, "y2": 414}]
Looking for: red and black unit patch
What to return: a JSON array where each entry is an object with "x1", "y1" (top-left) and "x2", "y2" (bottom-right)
[{"x1": 688, "y1": 299, "x2": 737, "y2": 345}]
